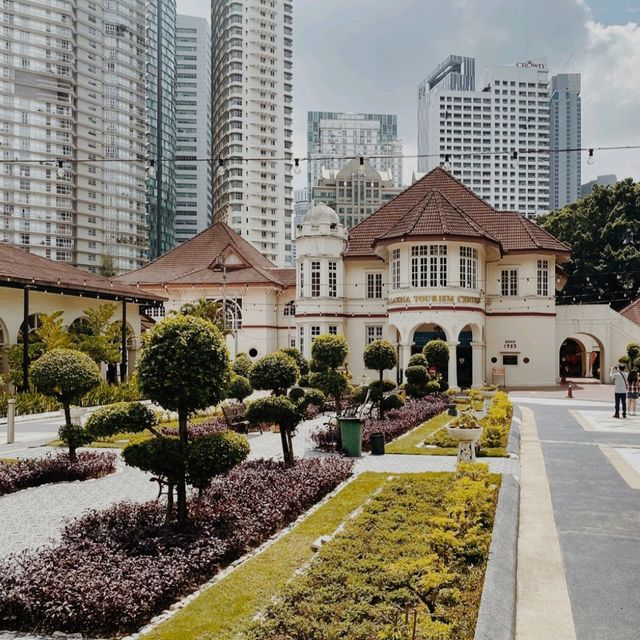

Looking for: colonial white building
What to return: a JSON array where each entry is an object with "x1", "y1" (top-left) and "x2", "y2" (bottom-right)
[{"x1": 118, "y1": 168, "x2": 640, "y2": 388}]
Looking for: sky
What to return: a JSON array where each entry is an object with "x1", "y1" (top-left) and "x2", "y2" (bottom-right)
[{"x1": 177, "y1": 0, "x2": 640, "y2": 189}]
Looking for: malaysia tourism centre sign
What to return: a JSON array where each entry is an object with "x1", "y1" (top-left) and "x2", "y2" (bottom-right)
[{"x1": 388, "y1": 294, "x2": 482, "y2": 305}]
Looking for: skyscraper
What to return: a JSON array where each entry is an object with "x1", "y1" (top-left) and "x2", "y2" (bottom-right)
[
  {"x1": 175, "y1": 15, "x2": 212, "y2": 243},
  {"x1": 549, "y1": 73, "x2": 581, "y2": 210},
  {"x1": 418, "y1": 56, "x2": 550, "y2": 218},
  {"x1": 147, "y1": 0, "x2": 177, "y2": 259},
  {"x1": 307, "y1": 112, "x2": 403, "y2": 192},
  {"x1": 211, "y1": 0, "x2": 293, "y2": 267},
  {"x1": 0, "y1": 0, "x2": 149, "y2": 273}
]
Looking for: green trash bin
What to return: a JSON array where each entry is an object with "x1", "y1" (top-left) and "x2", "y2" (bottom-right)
[{"x1": 339, "y1": 417, "x2": 363, "y2": 457}]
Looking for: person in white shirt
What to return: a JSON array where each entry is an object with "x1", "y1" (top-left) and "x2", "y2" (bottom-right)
[{"x1": 610, "y1": 364, "x2": 628, "y2": 419}]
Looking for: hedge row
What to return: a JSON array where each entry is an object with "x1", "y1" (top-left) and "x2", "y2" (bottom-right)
[
  {"x1": 0, "y1": 452, "x2": 116, "y2": 497},
  {"x1": 0, "y1": 457, "x2": 353, "y2": 636},
  {"x1": 311, "y1": 395, "x2": 449, "y2": 452},
  {"x1": 247, "y1": 464, "x2": 499, "y2": 640}
]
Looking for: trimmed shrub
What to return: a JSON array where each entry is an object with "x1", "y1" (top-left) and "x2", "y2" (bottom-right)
[
  {"x1": 405, "y1": 365, "x2": 429, "y2": 385},
  {"x1": 382, "y1": 393, "x2": 404, "y2": 411},
  {"x1": 0, "y1": 458, "x2": 353, "y2": 636},
  {"x1": 426, "y1": 380, "x2": 442, "y2": 394},
  {"x1": 185, "y1": 431, "x2": 250, "y2": 493},
  {"x1": 408, "y1": 353, "x2": 428, "y2": 367},
  {"x1": 279, "y1": 347, "x2": 309, "y2": 376},
  {"x1": 250, "y1": 352, "x2": 299, "y2": 396},
  {"x1": 304, "y1": 388, "x2": 325, "y2": 408},
  {"x1": 85, "y1": 402, "x2": 156, "y2": 440},
  {"x1": 232, "y1": 353, "x2": 254, "y2": 378},
  {"x1": 423, "y1": 339, "x2": 449, "y2": 375},
  {"x1": 228, "y1": 375, "x2": 253, "y2": 402},
  {"x1": 288, "y1": 386, "x2": 306, "y2": 403},
  {"x1": 57, "y1": 423, "x2": 92, "y2": 457},
  {"x1": 0, "y1": 452, "x2": 116, "y2": 497}
]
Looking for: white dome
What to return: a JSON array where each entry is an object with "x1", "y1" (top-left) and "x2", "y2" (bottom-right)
[{"x1": 305, "y1": 201, "x2": 339, "y2": 225}]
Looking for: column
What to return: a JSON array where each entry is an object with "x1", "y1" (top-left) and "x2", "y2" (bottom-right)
[
  {"x1": 447, "y1": 341, "x2": 459, "y2": 390},
  {"x1": 400, "y1": 342, "x2": 412, "y2": 382},
  {"x1": 471, "y1": 341, "x2": 486, "y2": 388}
]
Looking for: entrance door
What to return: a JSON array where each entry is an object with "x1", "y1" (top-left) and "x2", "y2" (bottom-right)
[{"x1": 456, "y1": 329, "x2": 473, "y2": 389}]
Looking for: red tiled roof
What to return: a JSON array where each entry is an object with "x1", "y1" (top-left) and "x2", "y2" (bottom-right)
[
  {"x1": 620, "y1": 299, "x2": 640, "y2": 326},
  {"x1": 116, "y1": 222, "x2": 295, "y2": 288},
  {"x1": 374, "y1": 189, "x2": 500, "y2": 248},
  {"x1": 346, "y1": 167, "x2": 571, "y2": 259},
  {"x1": 0, "y1": 242, "x2": 161, "y2": 301}
]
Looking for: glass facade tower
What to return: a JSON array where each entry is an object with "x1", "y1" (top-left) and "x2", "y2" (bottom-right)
[{"x1": 146, "y1": 0, "x2": 177, "y2": 259}]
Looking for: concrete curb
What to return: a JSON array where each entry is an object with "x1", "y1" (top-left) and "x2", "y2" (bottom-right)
[
  {"x1": 474, "y1": 473, "x2": 519, "y2": 640},
  {"x1": 507, "y1": 406, "x2": 521, "y2": 457}
]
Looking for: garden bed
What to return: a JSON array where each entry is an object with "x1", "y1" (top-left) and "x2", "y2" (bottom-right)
[
  {"x1": 311, "y1": 395, "x2": 449, "y2": 452},
  {"x1": 246, "y1": 465, "x2": 500, "y2": 640},
  {"x1": 0, "y1": 452, "x2": 117, "y2": 497},
  {"x1": 0, "y1": 457, "x2": 353, "y2": 637}
]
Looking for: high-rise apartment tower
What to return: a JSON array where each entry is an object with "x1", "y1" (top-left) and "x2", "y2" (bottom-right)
[
  {"x1": 175, "y1": 14, "x2": 212, "y2": 242},
  {"x1": 307, "y1": 112, "x2": 403, "y2": 193},
  {"x1": 211, "y1": 0, "x2": 293, "y2": 266},
  {"x1": 418, "y1": 56, "x2": 550, "y2": 218},
  {"x1": 549, "y1": 73, "x2": 581, "y2": 210},
  {"x1": 0, "y1": 0, "x2": 149, "y2": 273}
]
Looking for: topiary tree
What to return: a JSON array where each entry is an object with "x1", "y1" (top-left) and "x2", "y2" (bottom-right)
[
  {"x1": 405, "y1": 364, "x2": 430, "y2": 398},
  {"x1": 228, "y1": 375, "x2": 253, "y2": 402},
  {"x1": 249, "y1": 352, "x2": 299, "y2": 396},
  {"x1": 246, "y1": 396, "x2": 301, "y2": 466},
  {"x1": 363, "y1": 339, "x2": 397, "y2": 419},
  {"x1": 85, "y1": 401, "x2": 157, "y2": 440},
  {"x1": 280, "y1": 347, "x2": 310, "y2": 376},
  {"x1": 408, "y1": 353, "x2": 428, "y2": 367},
  {"x1": 627, "y1": 343, "x2": 640, "y2": 371},
  {"x1": 135, "y1": 314, "x2": 231, "y2": 525},
  {"x1": 185, "y1": 431, "x2": 249, "y2": 496},
  {"x1": 423, "y1": 339, "x2": 449, "y2": 379},
  {"x1": 288, "y1": 386, "x2": 306, "y2": 403},
  {"x1": 310, "y1": 334, "x2": 349, "y2": 414},
  {"x1": 232, "y1": 352, "x2": 254, "y2": 378},
  {"x1": 31, "y1": 348, "x2": 102, "y2": 461}
]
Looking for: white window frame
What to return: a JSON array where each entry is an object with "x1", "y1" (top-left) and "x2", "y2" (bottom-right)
[
  {"x1": 328, "y1": 261, "x2": 337, "y2": 298},
  {"x1": 537, "y1": 259, "x2": 549, "y2": 296},
  {"x1": 366, "y1": 272, "x2": 383, "y2": 299},
  {"x1": 391, "y1": 248, "x2": 400, "y2": 290},
  {"x1": 501, "y1": 268, "x2": 518, "y2": 296},
  {"x1": 311, "y1": 261, "x2": 320, "y2": 298},
  {"x1": 366, "y1": 325, "x2": 383, "y2": 345},
  {"x1": 459, "y1": 246, "x2": 478, "y2": 289}
]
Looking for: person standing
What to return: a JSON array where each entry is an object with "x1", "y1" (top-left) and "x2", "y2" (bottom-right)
[
  {"x1": 627, "y1": 370, "x2": 638, "y2": 417},
  {"x1": 610, "y1": 364, "x2": 628, "y2": 419}
]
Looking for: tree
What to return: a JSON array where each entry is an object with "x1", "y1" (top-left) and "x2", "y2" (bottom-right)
[
  {"x1": 178, "y1": 298, "x2": 228, "y2": 334},
  {"x1": 246, "y1": 396, "x2": 300, "y2": 467},
  {"x1": 31, "y1": 348, "x2": 102, "y2": 460},
  {"x1": 310, "y1": 334, "x2": 349, "y2": 414},
  {"x1": 408, "y1": 353, "x2": 428, "y2": 367},
  {"x1": 98, "y1": 254, "x2": 117, "y2": 278},
  {"x1": 423, "y1": 340, "x2": 449, "y2": 378},
  {"x1": 228, "y1": 375, "x2": 252, "y2": 402},
  {"x1": 539, "y1": 179, "x2": 640, "y2": 310},
  {"x1": 135, "y1": 315, "x2": 231, "y2": 525},
  {"x1": 34, "y1": 311, "x2": 72, "y2": 351},
  {"x1": 280, "y1": 347, "x2": 309, "y2": 376},
  {"x1": 232, "y1": 352, "x2": 254, "y2": 378},
  {"x1": 363, "y1": 339, "x2": 397, "y2": 419},
  {"x1": 70, "y1": 303, "x2": 120, "y2": 368},
  {"x1": 627, "y1": 342, "x2": 640, "y2": 371},
  {"x1": 249, "y1": 352, "x2": 299, "y2": 396},
  {"x1": 405, "y1": 365, "x2": 430, "y2": 398}
]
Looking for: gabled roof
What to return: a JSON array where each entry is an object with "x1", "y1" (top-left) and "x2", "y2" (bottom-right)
[
  {"x1": 346, "y1": 167, "x2": 571, "y2": 259},
  {"x1": 115, "y1": 222, "x2": 295, "y2": 288},
  {"x1": 0, "y1": 242, "x2": 162, "y2": 302},
  {"x1": 374, "y1": 189, "x2": 500, "y2": 248},
  {"x1": 620, "y1": 299, "x2": 640, "y2": 327}
]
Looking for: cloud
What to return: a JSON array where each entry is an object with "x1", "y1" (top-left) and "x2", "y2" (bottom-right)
[{"x1": 175, "y1": 0, "x2": 640, "y2": 187}]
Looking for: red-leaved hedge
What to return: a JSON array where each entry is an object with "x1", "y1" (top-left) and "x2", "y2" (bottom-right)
[
  {"x1": 311, "y1": 395, "x2": 449, "y2": 452},
  {"x1": 0, "y1": 452, "x2": 116, "y2": 497},
  {"x1": 0, "y1": 457, "x2": 353, "y2": 636}
]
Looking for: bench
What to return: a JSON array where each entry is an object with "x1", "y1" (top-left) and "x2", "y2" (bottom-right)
[{"x1": 222, "y1": 402, "x2": 260, "y2": 434}]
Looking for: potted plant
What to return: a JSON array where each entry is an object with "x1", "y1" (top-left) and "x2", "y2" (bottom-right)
[
  {"x1": 446, "y1": 412, "x2": 483, "y2": 462},
  {"x1": 479, "y1": 384, "x2": 498, "y2": 399}
]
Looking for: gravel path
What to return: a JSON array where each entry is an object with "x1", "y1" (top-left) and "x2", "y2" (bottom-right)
[{"x1": 0, "y1": 450, "x2": 156, "y2": 558}]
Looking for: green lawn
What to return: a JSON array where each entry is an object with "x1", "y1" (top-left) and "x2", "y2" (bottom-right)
[
  {"x1": 386, "y1": 411, "x2": 507, "y2": 457},
  {"x1": 142, "y1": 472, "x2": 390, "y2": 640}
]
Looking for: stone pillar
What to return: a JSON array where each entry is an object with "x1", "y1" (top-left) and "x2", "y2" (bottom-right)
[
  {"x1": 471, "y1": 341, "x2": 486, "y2": 388},
  {"x1": 447, "y1": 341, "x2": 459, "y2": 390},
  {"x1": 400, "y1": 342, "x2": 412, "y2": 381}
]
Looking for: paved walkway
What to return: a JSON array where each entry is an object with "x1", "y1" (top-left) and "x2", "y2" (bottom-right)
[{"x1": 514, "y1": 395, "x2": 640, "y2": 640}]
